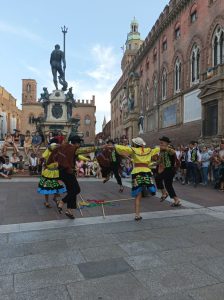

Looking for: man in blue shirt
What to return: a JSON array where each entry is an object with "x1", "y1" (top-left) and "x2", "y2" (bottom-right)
[{"x1": 32, "y1": 132, "x2": 42, "y2": 155}]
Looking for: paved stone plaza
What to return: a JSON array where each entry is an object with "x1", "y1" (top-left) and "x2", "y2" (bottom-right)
[{"x1": 1, "y1": 178, "x2": 224, "y2": 299}]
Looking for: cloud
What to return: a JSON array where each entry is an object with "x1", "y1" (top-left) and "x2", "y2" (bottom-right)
[
  {"x1": 0, "y1": 21, "x2": 44, "y2": 43},
  {"x1": 87, "y1": 44, "x2": 119, "y2": 81},
  {"x1": 83, "y1": 44, "x2": 121, "y2": 132}
]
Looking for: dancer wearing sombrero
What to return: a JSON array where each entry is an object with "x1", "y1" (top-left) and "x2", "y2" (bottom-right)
[
  {"x1": 155, "y1": 136, "x2": 181, "y2": 207},
  {"x1": 108, "y1": 137, "x2": 159, "y2": 221}
]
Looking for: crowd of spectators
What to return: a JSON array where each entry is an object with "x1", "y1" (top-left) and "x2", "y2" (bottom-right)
[
  {"x1": 1, "y1": 130, "x2": 224, "y2": 191},
  {"x1": 0, "y1": 130, "x2": 65, "y2": 178}
]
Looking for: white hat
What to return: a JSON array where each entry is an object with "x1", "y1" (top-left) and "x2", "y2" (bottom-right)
[
  {"x1": 132, "y1": 137, "x2": 146, "y2": 146},
  {"x1": 49, "y1": 143, "x2": 57, "y2": 150}
]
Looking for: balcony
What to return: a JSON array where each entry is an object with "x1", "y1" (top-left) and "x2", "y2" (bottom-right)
[{"x1": 201, "y1": 63, "x2": 224, "y2": 82}]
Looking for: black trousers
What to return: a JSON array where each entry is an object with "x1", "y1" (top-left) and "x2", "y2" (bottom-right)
[
  {"x1": 59, "y1": 169, "x2": 80, "y2": 209},
  {"x1": 186, "y1": 162, "x2": 199, "y2": 184},
  {"x1": 155, "y1": 168, "x2": 177, "y2": 199},
  {"x1": 101, "y1": 163, "x2": 123, "y2": 186},
  {"x1": 111, "y1": 162, "x2": 122, "y2": 186}
]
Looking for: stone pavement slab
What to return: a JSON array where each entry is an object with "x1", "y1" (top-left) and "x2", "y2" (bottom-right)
[
  {"x1": 0, "y1": 250, "x2": 85, "y2": 276},
  {"x1": 188, "y1": 283, "x2": 224, "y2": 300},
  {"x1": 192, "y1": 256, "x2": 224, "y2": 281},
  {"x1": 14, "y1": 265, "x2": 84, "y2": 293},
  {"x1": 124, "y1": 253, "x2": 165, "y2": 271},
  {"x1": 156, "y1": 245, "x2": 223, "y2": 265},
  {"x1": 0, "y1": 275, "x2": 14, "y2": 296},
  {"x1": 80, "y1": 244, "x2": 127, "y2": 262},
  {"x1": 0, "y1": 285, "x2": 71, "y2": 300},
  {"x1": 67, "y1": 273, "x2": 149, "y2": 300},
  {"x1": 78, "y1": 257, "x2": 133, "y2": 279},
  {"x1": 150, "y1": 293, "x2": 193, "y2": 300},
  {"x1": 133, "y1": 263, "x2": 219, "y2": 297},
  {"x1": 119, "y1": 240, "x2": 163, "y2": 256}
]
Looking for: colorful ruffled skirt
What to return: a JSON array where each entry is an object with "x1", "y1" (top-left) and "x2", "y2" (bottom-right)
[
  {"x1": 131, "y1": 172, "x2": 156, "y2": 197},
  {"x1": 37, "y1": 176, "x2": 66, "y2": 195}
]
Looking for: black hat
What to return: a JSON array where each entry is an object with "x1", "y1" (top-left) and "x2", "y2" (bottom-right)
[
  {"x1": 106, "y1": 139, "x2": 115, "y2": 145},
  {"x1": 159, "y1": 136, "x2": 171, "y2": 144},
  {"x1": 69, "y1": 135, "x2": 84, "y2": 145}
]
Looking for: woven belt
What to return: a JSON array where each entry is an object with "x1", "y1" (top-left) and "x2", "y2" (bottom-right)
[{"x1": 134, "y1": 163, "x2": 148, "y2": 168}]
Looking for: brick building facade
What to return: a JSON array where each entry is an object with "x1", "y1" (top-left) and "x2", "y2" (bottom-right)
[
  {"x1": 0, "y1": 86, "x2": 21, "y2": 139},
  {"x1": 21, "y1": 79, "x2": 96, "y2": 143},
  {"x1": 111, "y1": 0, "x2": 224, "y2": 145}
]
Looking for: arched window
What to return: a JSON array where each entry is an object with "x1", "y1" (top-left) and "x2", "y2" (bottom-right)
[
  {"x1": 153, "y1": 48, "x2": 157, "y2": 62},
  {"x1": 145, "y1": 81, "x2": 150, "y2": 109},
  {"x1": 212, "y1": 25, "x2": 224, "y2": 66},
  {"x1": 191, "y1": 44, "x2": 200, "y2": 84},
  {"x1": 153, "y1": 76, "x2": 158, "y2": 105},
  {"x1": 86, "y1": 131, "x2": 89, "y2": 137},
  {"x1": 162, "y1": 69, "x2": 167, "y2": 100},
  {"x1": 84, "y1": 115, "x2": 91, "y2": 125},
  {"x1": 162, "y1": 36, "x2": 167, "y2": 51},
  {"x1": 174, "y1": 58, "x2": 181, "y2": 92},
  {"x1": 28, "y1": 114, "x2": 34, "y2": 124},
  {"x1": 190, "y1": 4, "x2": 197, "y2": 23},
  {"x1": 27, "y1": 83, "x2": 31, "y2": 93},
  {"x1": 174, "y1": 22, "x2": 181, "y2": 39},
  {"x1": 140, "y1": 88, "x2": 144, "y2": 110}
]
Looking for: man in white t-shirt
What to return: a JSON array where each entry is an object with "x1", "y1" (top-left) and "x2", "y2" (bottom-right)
[{"x1": 2, "y1": 157, "x2": 13, "y2": 175}]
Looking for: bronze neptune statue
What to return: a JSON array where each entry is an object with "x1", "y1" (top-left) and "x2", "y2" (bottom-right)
[{"x1": 50, "y1": 44, "x2": 68, "y2": 91}]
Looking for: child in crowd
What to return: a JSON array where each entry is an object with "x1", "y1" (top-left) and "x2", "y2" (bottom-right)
[
  {"x1": 10, "y1": 153, "x2": 19, "y2": 172},
  {"x1": 29, "y1": 153, "x2": 38, "y2": 175}
]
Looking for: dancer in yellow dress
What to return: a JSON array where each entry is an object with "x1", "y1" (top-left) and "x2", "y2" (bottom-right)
[
  {"x1": 37, "y1": 143, "x2": 66, "y2": 208},
  {"x1": 108, "y1": 137, "x2": 159, "y2": 221}
]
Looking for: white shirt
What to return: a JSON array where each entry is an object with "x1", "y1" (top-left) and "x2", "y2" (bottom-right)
[
  {"x1": 29, "y1": 157, "x2": 37, "y2": 167},
  {"x1": 175, "y1": 150, "x2": 181, "y2": 160},
  {"x1": 3, "y1": 162, "x2": 13, "y2": 170},
  {"x1": 187, "y1": 148, "x2": 201, "y2": 163}
]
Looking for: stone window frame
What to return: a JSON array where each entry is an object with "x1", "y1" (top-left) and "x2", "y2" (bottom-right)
[
  {"x1": 145, "y1": 80, "x2": 150, "y2": 110},
  {"x1": 28, "y1": 114, "x2": 34, "y2": 124},
  {"x1": 84, "y1": 115, "x2": 91, "y2": 126},
  {"x1": 212, "y1": 25, "x2": 224, "y2": 67},
  {"x1": 161, "y1": 68, "x2": 168, "y2": 101},
  {"x1": 145, "y1": 56, "x2": 150, "y2": 70},
  {"x1": 189, "y1": 3, "x2": 198, "y2": 24},
  {"x1": 208, "y1": 0, "x2": 217, "y2": 7},
  {"x1": 26, "y1": 83, "x2": 31, "y2": 93},
  {"x1": 174, "y1": 58, "x2": 182, "y2": 93},
  {"x1": 162, "y1": 36, "x2": 168, "y2": 52},
  {"x1": 153, "y1": 47, "x2": 157, "y2": 62},
  {"x1": 174, "y1": 22, "x2": 181, "y2": 40},
  {"x1": 190, "y1": 44, "x2": 200, "y2": 86},
  {"x1": 153, "y1": 75, "x2": 158, "y2": 106},
  {"x1": 139, "y1": 86, "x2": 144, "y2": 111}
]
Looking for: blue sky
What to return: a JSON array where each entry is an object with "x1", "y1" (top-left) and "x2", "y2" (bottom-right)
[{"x1": 0, "y1": 0, "x2": 168, "y2": 132}]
